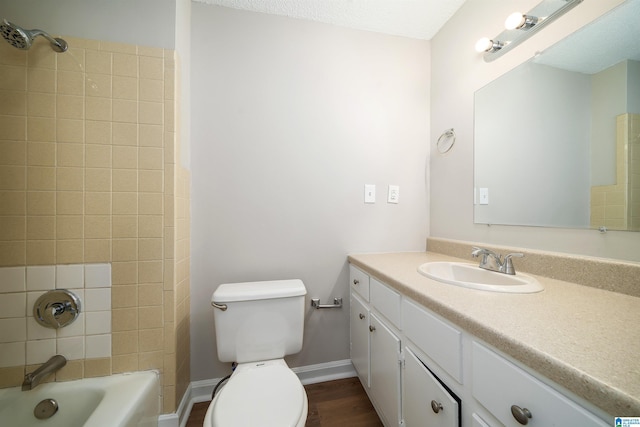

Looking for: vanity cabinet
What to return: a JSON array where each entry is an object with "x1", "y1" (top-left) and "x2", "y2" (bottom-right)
[
  {"x1": 472, "y1": 342, "x2": 608, "y2": 427},
  {"x1": 403, "y1": 347, "x2": 459, "y2": 427},
  {"x1": 348, "y1": 263, "x2": 610, "y2": 427}
]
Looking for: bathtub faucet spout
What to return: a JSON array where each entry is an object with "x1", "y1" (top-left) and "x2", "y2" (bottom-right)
[{"x1": 22, "y1": 355, "x2": 67, "y2": 391}]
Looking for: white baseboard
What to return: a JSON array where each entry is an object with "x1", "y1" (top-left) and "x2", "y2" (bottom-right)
[{"x1": 159, "y1": 359, "x2": 356, "y2": 427}]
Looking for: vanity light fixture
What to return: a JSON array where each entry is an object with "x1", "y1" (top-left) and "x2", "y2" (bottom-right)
[
  {"x1": 504, "y1": 12, "x2": 539, "y2": 30},
  {"x1": 477, "y1": 0, "x2": 583, "y2": 62}
]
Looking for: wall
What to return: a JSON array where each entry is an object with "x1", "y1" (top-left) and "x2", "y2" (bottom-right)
[
  {"x1": 0, "y1": 36, "x2": 190, "y2": 413},
  {"x1": 429, "y1": 0, "x2": 640, "y2": 262},
  {"x1": 190, "y1": 5, "x2": 430, "y2": 381}
]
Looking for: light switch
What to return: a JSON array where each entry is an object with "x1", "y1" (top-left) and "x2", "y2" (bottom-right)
[
  {"x1": 364, "y1": 184, "x2": 376, "y2": 203},
  {"x1": 388, "y1": 185, "x2": 399, "y2": 204},
  {"x1": 479, "y1": 188, "x2": 489, "y2": 205}
]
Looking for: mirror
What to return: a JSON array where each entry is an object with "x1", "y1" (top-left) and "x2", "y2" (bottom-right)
[{"x1": 474, "y1": 0, "x2": 640, "y2": 231}]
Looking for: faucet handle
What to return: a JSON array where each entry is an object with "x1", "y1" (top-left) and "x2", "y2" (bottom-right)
[{"x1": 502, "y1": 253, "x2": 524, "y2": 275}]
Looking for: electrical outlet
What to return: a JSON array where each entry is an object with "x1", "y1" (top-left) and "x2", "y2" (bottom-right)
[
  {"x1": 364, "y1": 184, "x2": 376, "y2": 203},
  {"x1": 388, "y1": 185, "x2": 399, "y2": 204}
]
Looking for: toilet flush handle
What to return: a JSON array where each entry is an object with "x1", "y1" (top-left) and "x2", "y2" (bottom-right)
[{"x1": 211, "y1": 301, "x2": 228, "y2": 311}]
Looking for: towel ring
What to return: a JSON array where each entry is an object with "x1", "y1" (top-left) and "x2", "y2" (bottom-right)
[{"x1": 436, "y1": 128, "x2": 456, "y2": 154}]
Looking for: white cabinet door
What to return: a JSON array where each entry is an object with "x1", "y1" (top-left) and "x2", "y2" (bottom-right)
[
  {"x1": 370, "y1": 313, "x2": 401, "y2": 427},
  {"x1": 404, "y1": 347, "x2": 459, "y2": 427},
  {"x1": 350, "y1": 291, "x2": 370, "y2": 388}
]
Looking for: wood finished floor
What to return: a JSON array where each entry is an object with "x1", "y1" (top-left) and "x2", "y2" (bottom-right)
[{"x1": 186, "y1": 377, "x2": 383, "y2": 427}]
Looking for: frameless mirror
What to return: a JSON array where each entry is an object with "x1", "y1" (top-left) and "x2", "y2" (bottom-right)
[{"x1": 474, "y1": 0, "x2": 640, "y2": 231}]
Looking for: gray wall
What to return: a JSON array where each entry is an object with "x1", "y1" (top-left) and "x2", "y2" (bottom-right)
[
  {"x1": 190, "y1": 4, "x2": 430, "y2": 381},
  {"x1": 0, "y1": 0, "x2": 176, "y2": 49}
]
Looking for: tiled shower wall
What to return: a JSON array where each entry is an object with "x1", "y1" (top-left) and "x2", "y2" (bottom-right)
[
  {"x1": 590, "y1": 113, "x2": 640, "y2": 231},
  {"x1": 0, "y1": 36, "x2": 190, "y2": 413}
]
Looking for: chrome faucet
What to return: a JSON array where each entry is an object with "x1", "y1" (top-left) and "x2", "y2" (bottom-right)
[
  {"x1": 471, "y1": 247, "x2": 524, "y2": 275},
  {"x1": 22, "y1": 355, "x2": 66, "y2": 391}
]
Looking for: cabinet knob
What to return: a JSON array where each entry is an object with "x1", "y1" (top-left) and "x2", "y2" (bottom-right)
[
  {"x1": 510, "y1": 405, "x2": 532, "y2": 425},
  {"x1": 353, "y1": 279, "x2": 360, "y2": 285},
  {"x1": 359, "y1": 313, "x2": 365, "y2": 320},
  {"x1": 430, "y1": 400, "x2": 443, "y2": 414},
  {"x1": 369, "y1": 325, "x2": 376, "y2": 332}
]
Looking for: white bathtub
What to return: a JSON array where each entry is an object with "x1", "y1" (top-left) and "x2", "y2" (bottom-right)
[{"x1": 0, "y1": 371, "x2": 159, "y2": 427}]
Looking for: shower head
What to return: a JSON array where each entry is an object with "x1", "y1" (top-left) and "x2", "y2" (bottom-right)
[{"x1": 0, "y1": 19, "x2": 67, "y2": 52}]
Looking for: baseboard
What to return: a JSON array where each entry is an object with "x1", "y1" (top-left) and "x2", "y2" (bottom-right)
[{"x1": 162, "y1": 359, "x2": 356, "y2": 427}]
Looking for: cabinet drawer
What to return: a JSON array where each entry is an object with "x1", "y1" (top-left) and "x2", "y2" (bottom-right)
[
  {"x1": 370, "y1": 277, "x2": 401, "y2": 328},
  {"x1": 402, "y1": 299, "x2": 462, "y2": 382},
  {"x1": 349, "y1": 265, "x2": 370, "y2": 302},
  {"x1": 472, "y1": 342, "x2": 608, "y2": 427}
]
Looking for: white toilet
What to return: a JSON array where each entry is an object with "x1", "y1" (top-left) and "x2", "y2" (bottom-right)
[{"x1": 203, "y1": 279, "x2": 308, "y2": 427}]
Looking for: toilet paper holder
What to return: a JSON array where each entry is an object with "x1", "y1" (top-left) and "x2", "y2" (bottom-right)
[{"x1": 311, "y1": 297, "x2": 342, "y2": 309}]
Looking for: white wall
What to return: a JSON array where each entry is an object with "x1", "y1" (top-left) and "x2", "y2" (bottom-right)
[
  {"x1": 0, "y1": 0, "x2": 176, "y2": 49},
  {"x1": 430, "y1": 0, "x2": 640, "y2": 262},
  {"x1": 190, "y1": 5, "x2": 430, "y2": 380}
]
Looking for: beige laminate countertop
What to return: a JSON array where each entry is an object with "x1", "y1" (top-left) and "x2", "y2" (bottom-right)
[{"x1": 348, "y1": 251, "x2": 640, "y2": 417}]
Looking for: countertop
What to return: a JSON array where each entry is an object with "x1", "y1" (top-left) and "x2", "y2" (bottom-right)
[{"x1": 348, "y1": 251, "x2": 640, "y2": 417}]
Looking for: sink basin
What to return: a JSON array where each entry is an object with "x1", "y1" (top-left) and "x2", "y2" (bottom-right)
[{"x1": 417, "y1": 262, "x2": 543, "y2": 293}]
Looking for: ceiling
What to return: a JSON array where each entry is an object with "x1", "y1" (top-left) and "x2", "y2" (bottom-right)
[{"x1": 192, "y1": 0, "x2": 468, "y2": 40}]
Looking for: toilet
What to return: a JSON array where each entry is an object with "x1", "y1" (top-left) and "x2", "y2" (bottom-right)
[{"x1": 203, "y1": 279, "x2": 308, "y2": 427}]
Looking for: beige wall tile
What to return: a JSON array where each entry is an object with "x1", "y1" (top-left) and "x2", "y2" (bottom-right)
[
  {"x1": 57, "y1": 48, "x2": 85, "y2": 72},
  {"x1": 27, "y1": 117, "x2": 55, "y2": 142},
  {"x1": 56, "y1": 191, "x2": 83, "y2": 215},
  {"x1": 27, "y1": 44, "x2": 56, "y2": 69},
  {"x1": 139, "y1": 170, "x2": 163, "y2": 193},
  {"x1": 139, "y1": 238, "x2": 163, "y2": 261},
  {"x1": 139, "y1": 215, "x2": 163, "y2": 238},
  {"x1": 0, "y1": 216, "x2": 26, "y2": 240},
  {"x1": 86, "y1": 73, "x2": 112, "y2": 98},
  {"x1": 112, "y1": 216, "x2": 137, "y2": 238},
  {"x1": 103, "y1": 257, "x2": 132, "y2": 285},
  {"x1": 112, "y1": 330, "x2": 139, "y2": 354},
  {"x1": 27, "y1": 239, "x2": 55, "y2": 265},
  {"x1": 139, "y1": 283, "x2": 163, "y2": 307},
  {"x1": 85, "y1": 97, "x2": 112, "y2": 121},
  {"x1": 0, "y1": 165, "x2": 26, "y2": 190},
  {"x1": 56, "y1": 239, "x2": 84, "y2": 264},
  {"x1": 84, "y1": 239, "x2": 111, "y2": 263},
  {"x1": 113, "y1": 76, "x2": 138, "y2": 100},
  {"x1": 139, "y1": 79, "x2": 164, "y2": 102},
  {"x1": 112, "y1": 192, "x2": 138, "y2": 215},
  {"x1": 57, "y1": 143, "x2": 84, "y2": 167},
  {"x1": 56, "y1": 215, "x2": 83, "y2": 239},
  {"x1": 139, "y1": 260, "x2": 163, "y2": 283},
  {"x1": 56, "y1": 167, "x2": 84, "y2": 191},
  {"x1": 112, "y1": 122, "x2": 137, "y2": 146},
  {"x1": 26, "y1": 216, "x2": 54, "y2": 240},
  {"x1": 112, "y1": 285, "x2": 138, "y2": 308},
  {"x1": 85, "y1": 121, "x2": 112, "y2": 145},
  {"x1": 139, "y1": 56, "x2": 163, "y2": 80},
  {"x1": 57, "y1": 71, "x2": 84, "y2": 96},
  {"x1": 85, "y1": 50, "x2": 112, "y2": 74},
  {"x1": 0, "y1": 141, "x2": 26, "y2": 165},
  {"x1": 113, "y1": 146, "x2": 138, "y2": 169},
  {"x1": 0, "y1": 366, "x2": 24, "y2": 388},
  {"x1": 0, "y1": 241, "x2": 26, "y2": 266},
  {"x1": 138, "y1": 350, "x2": 163, "y2": 370},
  {"x1": 27, "y1": 92, "x2": 55, "y2": 118},
  {"x1": 55, "y1": 360, "x2": 83, "y2": 381},
  {"x1": 139, "y1": 124, "x2": 163, "y2": 147},
  {"x1": 85, "y1": 168, "x2": 111, "y2": 192},
  {"x1": 26, "y1": 68, "x2": 55, "y2": 93},
  {"x1": 113, "y1": 53, "x2": 138, "y2": 78},
  {"x1": 139, "y1": 147, "x2": 163, "y2": 170},
  {"x1": 57, "y1": 95, "x2": 84, "y2": 119},
  {"x1": 139, "y1": 101, "x2": 163, "y2": 125},
  {"x1": 27, "y1": 166, "x2": 56, "y2": 190},
  {"x1": 138, "y1": 46, "x2": 164, "y2": 58},
  {"x1": 84, "y1": 358, "x2": 111, "y2": 378},
  {"x1": 56, "y1": 119, "x2": 84, "y2": 144},
  {"x1": 0, "y1": 64, "x2": 26, "y2": 91},
  {"x1": 139, "y1": 193, "x2": 163, "y2": 215},
  {"x1": 112, "y1": 169, "x2": 137, "y2": 192},
  {"x1": 85, "y1": 144, "x2": 112, "y2": 168},
  {"x1": 113, "y1": 99, "x2": 139, "y2": 124},
  {"x1": 112, "y1": 238, "x2": 138, "y2": 262},
  {"x1": 112, "y1": 309, "x2": 138, "y2": 333},
  {"x1": 27, "y1": 142, "x2": 55, "y2": 166},
  {"x1": 84, "y1": 215, "x2": 111, "y2": 239},
  {"x1": 112, "y1": 353, "x2": 138, "y2": 374},
  {"x1": 27, "y1": 191, "x2": 55, "y2": 215},
  {"x1": 0, "y1": 116, "x2": 26, "y2": 141},
  {"x1": 0, "y1": 90, "x2": 26, "y2": 116},
  {"x1": 139, "y1": 328, "x2": 163, "y2": 352}
]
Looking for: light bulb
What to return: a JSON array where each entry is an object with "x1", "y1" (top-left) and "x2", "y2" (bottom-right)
[
  {"x1": 505, "y1": 12, "x2": 526, "y2": 30},
  {"x1": 475, "y1": 37, "x2": 493, "y2": 53}
]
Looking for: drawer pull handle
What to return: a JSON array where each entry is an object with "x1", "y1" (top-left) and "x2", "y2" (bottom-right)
[
  {"x1": 511, "y1": 405, "x2": 532, "y2": 425},
  {"x1": 430, "y1": 400, "x2": 443, "y2": 414},
  {"x1": 353, "y1": 279, "x2": 360, "y2": 285},
  {"x1": 369, "y1": 325, "x2": 376, "y2": 332},
  {"x1": 359, "y1": 313, "x2": 365, "y2": 320}
]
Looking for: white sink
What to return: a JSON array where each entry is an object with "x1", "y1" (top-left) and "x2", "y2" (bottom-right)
[{"x1": 417, "y1": 262, "x2": 543, "y2": 293}]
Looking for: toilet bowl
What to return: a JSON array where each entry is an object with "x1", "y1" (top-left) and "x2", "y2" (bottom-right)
[
  {"x1": 203, "y1": 360, "x2": 308, "y2": 427},
  {"x1": 204, "y1": 280, "x2": 308, "y2": 427}
]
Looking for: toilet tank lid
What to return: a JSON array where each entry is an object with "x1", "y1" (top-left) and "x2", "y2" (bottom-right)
[{"x1": 212, "y1": 279, "x2": 307, "y2": 303}]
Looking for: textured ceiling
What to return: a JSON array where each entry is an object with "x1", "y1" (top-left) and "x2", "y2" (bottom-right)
[{"x1": 193, "y1": 0, "x2": 468, "y2": 40}]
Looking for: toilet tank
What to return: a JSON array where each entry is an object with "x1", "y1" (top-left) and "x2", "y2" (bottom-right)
[{"x1": 212, "y1": 279, "x2": 307, "y2": 364}]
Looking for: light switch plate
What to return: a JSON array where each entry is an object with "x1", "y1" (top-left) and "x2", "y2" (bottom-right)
[
  {"x1": 364, "y1": 184, "x2": 376, "y2": 203},
  {"x1": 479, "y1": 188, "x2": 489, "y2": 205},
  {"x1": 388, "y1": 185, "x2": 399, "y2": 203}
]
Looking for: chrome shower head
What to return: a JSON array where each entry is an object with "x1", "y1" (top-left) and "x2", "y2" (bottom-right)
[{"x1": 0, "y1": 19, "x2": 67, "y2": 52}]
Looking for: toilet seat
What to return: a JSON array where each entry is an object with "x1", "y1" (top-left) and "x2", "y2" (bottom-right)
[{"x1": 205, "y1": 360, "x2": 308, "y2": 427}]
